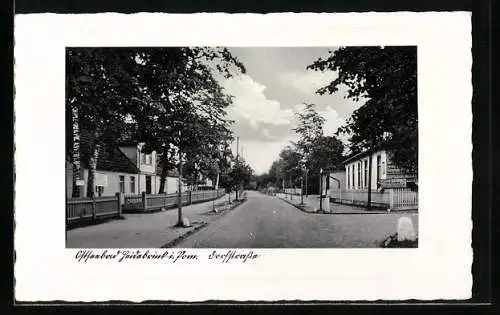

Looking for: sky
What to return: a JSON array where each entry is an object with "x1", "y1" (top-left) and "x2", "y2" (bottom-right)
[{"x1": 215, "y1": 47, "x2": 364, "y2": 175}]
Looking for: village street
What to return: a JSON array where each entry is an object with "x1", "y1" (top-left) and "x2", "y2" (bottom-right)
[
  {"x1": 66, "y1": 190, "x2": 418, "y2": 248},
  {"x1": 175, "y1": 191, "x2": 418, "y2": 248}
]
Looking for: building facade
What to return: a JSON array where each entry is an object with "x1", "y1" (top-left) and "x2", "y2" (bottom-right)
[
  {"x1": 67, "y1": 131, "x2": 186, "y2": 198},
  {"x1": 328, "y1": 148, "x2": 418, "y2": 210}
]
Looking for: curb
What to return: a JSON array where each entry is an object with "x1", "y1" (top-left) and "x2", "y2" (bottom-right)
[
  {"x1": 160, "y1": 198, "x2": 248, "y2": 248},
  {"x1": 161, "y1": 222, "x2": 209, "y2": 248},
  {"x1": 276, "y1": 196, "x2": 417, "y2": 215},
  {"x1": 277, "y1": 196, "x2": 317, "y2": 214}
]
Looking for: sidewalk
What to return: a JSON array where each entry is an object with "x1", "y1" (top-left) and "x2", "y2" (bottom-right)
[
  {"x1": 276, "y1": 193, "x2": 410, "y2": 214},
  {"x1": 66, "y1": 192, "x2": 242, "y2": 248}
]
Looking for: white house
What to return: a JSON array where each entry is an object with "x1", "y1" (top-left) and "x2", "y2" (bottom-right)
[
  {"x1": 329, "y1": 148, "x2": 418, "y2": 210},
  {"x1": 67, "y1": 131, "x2": 187, "y2": 197}
]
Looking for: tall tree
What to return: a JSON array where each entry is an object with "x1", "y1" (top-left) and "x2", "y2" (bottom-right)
[
  {"x1": 66, "y1": 48, "x2": 141, "y2": 197},
  {"x1": 307, "y1": 46, "x2": 418, "y2": 173},
  {"x1": 292, "y1": 103, "x2": 344, "y2": 194},
  {"x1": 66, "y1": 47, "x2": 245, "y2": 199},
  {"x1": 292, "y1": 102, "x2": 326, "y2": 159}
]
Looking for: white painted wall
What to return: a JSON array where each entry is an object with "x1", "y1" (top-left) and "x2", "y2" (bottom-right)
[
  {"x1": 153, "y1": 176, "x2": 188, "y2": 194},
  {"x1": 345, "y1": 150, "x2": 387, "y2": 190},
  {"x1": 79, "y1": 169, "x2": 138, "y2": 196}
]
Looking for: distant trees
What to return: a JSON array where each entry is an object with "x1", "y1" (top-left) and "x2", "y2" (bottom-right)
[
  {"x1": 258, "y1": 104, "x2": 344, "y2": 194},
  {"x1": 218, "y1": 154, "x2": 254, "y2": 199},
  {"x1": 307, "y1": 46, "x2": 418, "y2": 173}
]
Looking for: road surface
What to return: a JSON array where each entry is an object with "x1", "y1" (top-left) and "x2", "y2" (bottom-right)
[{"x1": 175, "y1": 191, "x2": 418, "y2": 248}]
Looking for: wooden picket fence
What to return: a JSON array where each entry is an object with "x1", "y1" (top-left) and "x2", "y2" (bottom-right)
[
  {"x1": 122, "y1": 189, "x2": 226, "y2": 213},
  {"x1": 330, "y1": 188, "x2": 418, "y2": 211},
  {"x1": 284, "y1": 188, "x2": 301, "y2": 195},
  {"x1": 388, "y1": 188, "x2": 418, "y2": 210},
  {"x1": 66, "y1": 193, "x2": 122, "y2": 226}
]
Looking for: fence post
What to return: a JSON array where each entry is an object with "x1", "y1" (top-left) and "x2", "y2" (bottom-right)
[
  {"x1": 189, "y1": 190, "x2": 192, "y2": 204},
  {"x1": 91, "y1": 196, "x2": 97, "y2": 223},
  {"x1": 389, "y1": 189, "x2": 394, "y2": 209},
  {"x1": 116, "y1": 192, "x2": 123, "y2": 217},
  {"x1": 141, "y1": 192, "x2": 147, "y2": 211}
]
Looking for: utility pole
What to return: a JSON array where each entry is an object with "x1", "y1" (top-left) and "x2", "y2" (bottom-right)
[
  {"x1": 305, "y1": 169, "x2": 308, "y2": 197},
  {"x1": 300, "y1": 173, "x2": 304, "y2": 205},
  {"x1": 319, "y1": 168, "x2": 323, "y2": 212},
  {"x1": 367, "y1": 153, "x2": 372, "y2": 211}
]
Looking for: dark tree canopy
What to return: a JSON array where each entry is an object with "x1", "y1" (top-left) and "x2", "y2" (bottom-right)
[
  {"x1": 308, "y1": 46, "x2": 418, "y2": 173},
  {"x1": 66, "y1": 47, "x2": 246, "y2": 197}
]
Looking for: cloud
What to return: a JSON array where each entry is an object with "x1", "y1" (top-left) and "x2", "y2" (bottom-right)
[
  {"x1": 318, "y1": 106, "x2": 345, "y2": 137},
  {"x1": 238, "y1": 135, "x2": 298, "y2": 175},
  {"x1": 222, "y1": 75, "x2": 294, "y2": 127},
  {"x1": 280, "y1": 70, "x2": 338, "y2": 95}
]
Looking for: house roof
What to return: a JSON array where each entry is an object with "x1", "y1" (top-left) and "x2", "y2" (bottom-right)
[
  {"x1": 342, "y1": 147, "x2": 385, "y2": 165},
  {"x1": 78, "y1": 130, "x2": 140, "y2": 174}
]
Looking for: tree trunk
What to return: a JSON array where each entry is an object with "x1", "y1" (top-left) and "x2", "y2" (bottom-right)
[
  {"x1": 158, "y1": 163, "x2": 168, "y2": 194},
  {"x1": 177, "y1": 153, "x2": 183, "y2": 225},
  {"x1": 86, "y1": 140, "x2": 98, "y2": 198},
  {"x1": 306, "y1": 172, "x2": 309, "y2": 198},
  {"x1": 300, "y1": 174, "x2": 304, "y2": 204},
  {"x1": 71, "y1": 106, "x2": 82, "y2": 197}
]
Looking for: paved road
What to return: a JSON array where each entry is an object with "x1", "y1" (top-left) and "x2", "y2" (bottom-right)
[{"x1": 175, "y1": 191, "x2": 418, "y2": 248}]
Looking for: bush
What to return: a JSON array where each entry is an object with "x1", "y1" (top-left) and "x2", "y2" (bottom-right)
[{"x1": 381, "y1": 233, "x2": 418, "y2": 248}]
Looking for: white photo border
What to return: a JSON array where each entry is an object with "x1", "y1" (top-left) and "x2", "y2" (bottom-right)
[{"x1": 14, "y1": 12, "x2": 472, "y2": 302}]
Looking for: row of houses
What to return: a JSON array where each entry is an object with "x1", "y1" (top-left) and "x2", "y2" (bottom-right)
[{"x1": 66, "y1": 130, "x2": 212, "y2": 198}]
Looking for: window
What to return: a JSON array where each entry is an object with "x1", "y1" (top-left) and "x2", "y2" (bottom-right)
[
  {"x1": 119, "y1": 175, "x2": 125, "y2": 193},
  {"x1": 141, "y1": 152, "x2": 152, "y2": 165},
  {"x1": 95, "y1": 186, "x2": 104, "y2": 197},
  {"x1": 357, "y1": 162, "x2": 361, "y2": 189},
  {"x1": 145, "y1": 176, "x2": 152, "y2": 194},
  {"x1": 347, "y1": 167, "x2": 350, "y2": 189},
  {"x1": 363, "y1": 159, "x2": 368, "y2": 188},
  {"x1": 351, "y1": 165, "x2": 355, "y2": 190},
  {"x1": 130, "y1": 176, "x2": 135, "y2": 194}
]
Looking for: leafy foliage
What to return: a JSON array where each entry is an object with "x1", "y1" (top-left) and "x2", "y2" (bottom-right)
[
  {"x1": 292, "y1": 103, "x2": 325, "y2": 158},
  {"x1": 307, "y1": 46, "x2": 418, "y2": 173},
  {"x1": 66, "y1": 47, "x2": 246, "y2": 197}
]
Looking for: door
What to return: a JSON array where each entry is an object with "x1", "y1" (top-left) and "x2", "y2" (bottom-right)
[{"x1": 146, "y1": 176, "x2": 152, "y2": 194}]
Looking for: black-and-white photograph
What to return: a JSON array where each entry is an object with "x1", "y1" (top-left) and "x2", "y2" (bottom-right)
[{"x1": 65, "y1": 46, "x2": 418, "y2": 249}]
